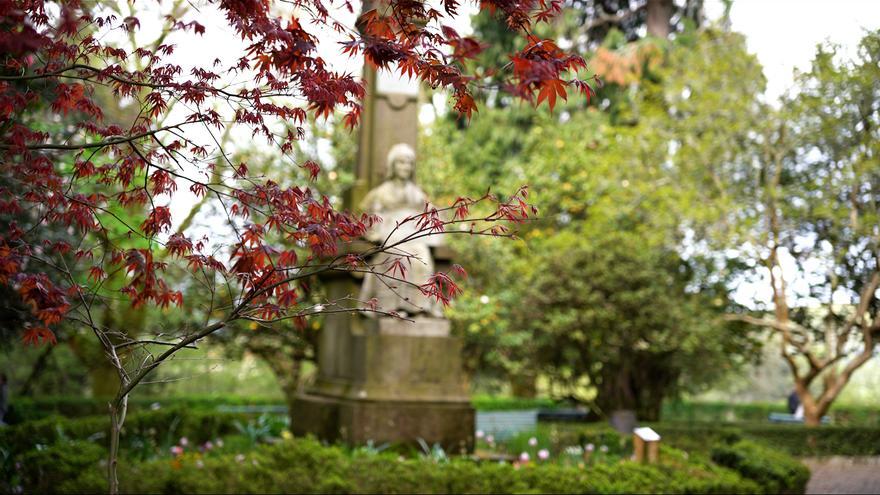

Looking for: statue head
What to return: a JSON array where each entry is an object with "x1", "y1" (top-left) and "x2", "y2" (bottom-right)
[{"x1": 386, "y1": 143, "x2": 416, "y2": 181}]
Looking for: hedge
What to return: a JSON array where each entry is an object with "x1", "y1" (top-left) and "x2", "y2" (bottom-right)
[
  {"x1": 470, "y1": 395, "x2": 559, "y2": 412},
  {"x1": 711, "y1": 440, "x2": 811, "y2": 494},
  {"x1": 0, "y1": 407, "x2": 258, "y2": 460},
  {"x1": 4, "y1": 395, "x2": 283, "y2": 423},
  {"x1": 7, "y1": 395, "x2": 563, "y2": 423},
  {"x1": 651, "y1": 422, "x2": 880, "y2": 457},
  {"x1": 9, "y1": 436, "x2": 809, "y2": 494},
  {"x1": 11, "y1": 396, "x2": 876, "y2": 425},
  {"x1": 662, "y1": 400, "x2": 880, "y2": 426}
]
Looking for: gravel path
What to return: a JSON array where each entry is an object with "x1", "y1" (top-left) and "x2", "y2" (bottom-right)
[{"x1": 803, "y1": 457, "x2": 880, "y2": 494}]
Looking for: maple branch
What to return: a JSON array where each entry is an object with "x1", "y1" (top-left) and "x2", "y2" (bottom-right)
[{"x1": 0, "y1": 121, "x2": 199, "y2": 150}]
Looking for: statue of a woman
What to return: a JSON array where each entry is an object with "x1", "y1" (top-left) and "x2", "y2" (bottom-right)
[{"x1": 359, "y1": 143, "x2": 442, "y2": 317}]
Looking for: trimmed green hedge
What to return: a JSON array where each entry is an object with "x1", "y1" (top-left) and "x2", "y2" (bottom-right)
[
  {"x1": 662, "y1": 400, "x2": 880, "y2": 425},
  {"x1": 470, "y1": 395, "x2": 559, "y2": 412},
  {"x1": 0, "y1": 408, "x2": 255, "y2": 459},
  {"x1": 7, "y1": 395, "x2": 561, "y2": 422},
  {"x1": 8, "y1": 396, "x2": 877, "y2": 424},
  {"x1": 711, "y1": 440, "x2": 810, "y2": 494},
  {"x1": 652, "y1": 422, "x2": 880, "y2": 457},
  {"x1": 11, "y1": 436, "x2": 807, "y2": 494},
  {"x1": 4, "y1": 395, "x2": 282, "y2": 423},
  {"x1": 531, "y1": 421, "x2": 880, "y2": 459}
]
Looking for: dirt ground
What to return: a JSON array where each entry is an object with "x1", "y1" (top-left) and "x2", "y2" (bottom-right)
[{"x1": 802, "y1": 456, "x2": 880, "y2": 494}]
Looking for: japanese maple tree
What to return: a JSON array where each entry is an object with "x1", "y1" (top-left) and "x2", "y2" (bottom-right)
[{"x1": 1, "y1": 0, "x2": 590, "y2": 491}]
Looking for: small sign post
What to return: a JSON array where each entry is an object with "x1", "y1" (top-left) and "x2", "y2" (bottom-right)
[{"x1": 633, "y1": 427, "x2": 661, "y2": 464}]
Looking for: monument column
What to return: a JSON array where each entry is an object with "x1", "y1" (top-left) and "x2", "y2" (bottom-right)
[
  {"x1": 345, "y1": 1, "x2": 421, "y2": 210},
  {"x1": 290, "y1": 7, "x2": 475, "y2": 453}
]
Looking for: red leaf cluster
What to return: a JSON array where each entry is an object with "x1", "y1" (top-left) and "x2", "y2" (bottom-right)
[{"x1": 0, "y1": 0, "x2": 575, "y2": 345}]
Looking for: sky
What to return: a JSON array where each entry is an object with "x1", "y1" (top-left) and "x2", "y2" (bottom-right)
[{"x1": 705, "y1": 0, "x2": 880, "y2": 102}]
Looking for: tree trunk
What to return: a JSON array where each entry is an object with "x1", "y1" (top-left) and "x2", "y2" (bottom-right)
[
  {"x1": 803, "y1": 407, "x2": 822, "y2": 427},
  {"x1": 108, "y1": 395, "x2": 128, "y2": 495},
  {"x1": 646, "y1": 0, "x2": 674, "y2": 38},
  {"x1": 246, "y1": 345, "x2": 304, "y2": 419},
  {"x1": 510, "y1": 372, "x2": 538, "y2": 398},
  {"x1": 90, "y1": 365, "x2": 121, "y2": 398},
  {"x1": 69, "y1": 304, "x2": 146, "y2": 397},
  {"x1": 795, "y1": 383, "x2": 825, "y2": 427},
  {"x1": 17, "y1": 344, "x2": 55, "y2": 396}
]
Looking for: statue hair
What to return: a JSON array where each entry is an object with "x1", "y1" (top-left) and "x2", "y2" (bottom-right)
[{"x1": 385, "y1": 143, "x2": 416, "y2": 179}]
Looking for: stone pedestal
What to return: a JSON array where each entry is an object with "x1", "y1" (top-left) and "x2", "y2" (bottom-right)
[{"x1": 291, "y1": 255, "x2": 474, "y2": 452}]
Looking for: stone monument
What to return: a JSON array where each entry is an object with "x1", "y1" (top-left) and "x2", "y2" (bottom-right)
[{"x1": 291, "y1": 144, "x2": 475, "y2": 452}]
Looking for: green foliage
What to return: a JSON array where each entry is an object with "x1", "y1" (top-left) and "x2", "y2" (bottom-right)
[
  {"x1": 711, "y1": 440, "x2": 811, "y2": 494},
  {"x1": 14, "y1": 441, "x2": 107, "y2": 494},
  {"x1": 18, "y1": 435, "x2": 805, "y2": 494},
  {"x1": 0, "y1": 408, "x2": 253, "y2": 460},
  {"x1": 421, "y1": 30, "x2": 764, "y2": 414},
  {"x1": 9, "y1": 394, "x2": 562, "y2": 423},
  {"x1": 629, "y1": 423, "x2": 880, "y2": 458},
  {"x1": 662, "y1": 400, "x2": 880, "y2": 426},
  {"x1": 6, "y1": 395, "x2": 283, "y2": 423},
  {"x1": 519, "y1": 419, "x2": 880, "y2": 459},
  {"x1": 470, "y1": 395, "x2": 559, "y2": 412},
  {"x1": 233, "y1": 414, "x2": 289, "y2": 447},
  {"x1": 704, "y1": 30, "x2": 880, "y2": 421}
]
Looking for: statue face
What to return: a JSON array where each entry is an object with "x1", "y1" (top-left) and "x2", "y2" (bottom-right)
[{"x1": 391, "y1": 154, "x2": 415, "y2": 180}]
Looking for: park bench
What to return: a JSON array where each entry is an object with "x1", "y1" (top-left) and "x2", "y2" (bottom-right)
[
  {"x1": 475, "y1": 410, "x2": 538, "y2": 440},
  {"x1": 536, "y1": 408, "x2": 591, "y2": 422},
  {"x1": 768, "y1": 412, "x2": 831, "y2": 424}
]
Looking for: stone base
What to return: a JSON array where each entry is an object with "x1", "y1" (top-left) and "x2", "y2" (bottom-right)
[{"x1": 291, "y1": 393, "x2": 475, "y2": 454}]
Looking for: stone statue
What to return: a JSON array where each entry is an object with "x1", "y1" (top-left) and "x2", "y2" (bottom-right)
[{"x1": 359, "y1": 143, "x2": 442, "y2": 317}]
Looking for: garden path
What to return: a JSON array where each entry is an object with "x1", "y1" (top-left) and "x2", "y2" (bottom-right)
[{"x1": 803, "y1": 456, "x2": 880, "y2": 494}]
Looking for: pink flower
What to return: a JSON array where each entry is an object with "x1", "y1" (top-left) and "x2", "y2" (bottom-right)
[
  {"x1": 538, "y1": 449, "x2": 550, "y2": 460},
  {"x1": 179, "y1": 437, "x2": 189, "y2": 447},
  {"x1": 486, "y1": 435, "x2": 495, "y2": 444},
  {"x1": 476, "y1": 430, "x2": 485, "y2": 439},
  {"x1": 519, "y1": 452, "x2": 530, "y2": 462},
  {"x1": 170, "y1": 446, "x2": 184, "y2": 456},
  {"x1": 203, "y1": 441, "x2": 214, "y2": 451},
  {"x1": 528, "y1": 437, "x2": 538, "y2": 447}
]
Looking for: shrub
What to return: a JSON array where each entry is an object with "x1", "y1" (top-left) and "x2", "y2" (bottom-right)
[
  {"x1": 15, "y1": 441, "x2": 107, "y2": 494},
  {"x1": 17, "y1": 436, "x2": 799, "y2": 494},
  {"x1": 648, "y1": 422, "x2": 880, "y2": 457},
  {"x1": 0, "y1": 408, "x2": 255, "y2": 460},
  {"x1": 662, "y1": 401, "x2": 880, "y2": 426},
  {"x1": 470, "y1": 395, "x2": 559, "y2": 412},
  {"x1": 6, "y1": 395, "x2": 284, "y2": 423},
  {"x1": 711, "y1": 440, "x2": 810, "y2": 494}
]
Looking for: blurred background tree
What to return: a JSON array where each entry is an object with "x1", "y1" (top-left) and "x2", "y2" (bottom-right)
[{"x1": 420, "y1": 21, "x2": 766, "y2": 419}]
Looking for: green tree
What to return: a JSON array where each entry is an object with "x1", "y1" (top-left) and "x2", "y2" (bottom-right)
[
  {"x1": 725, "y1": 32, "x2": 880, "y2": 426},
  {"x1": 422, "y1": 29, "x2": 764, "y2": 417}
]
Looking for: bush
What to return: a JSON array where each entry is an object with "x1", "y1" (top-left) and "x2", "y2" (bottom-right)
[
  {"x1": 19, "y1": 435, "x2": 803, "y2": 494},
  {"x1": 734, "y1": 424, "x2": 880, "y2": 457},
  {"x1": 470, "y1": 395, "x2": 559, "y2": 412},
  {"x1": 112, "y1": 439, "x2": 769, "y2": 494},
  {"x1": 0, "y1": 408, "x2": 256, "y2": 460},
  {"x1": 711, "y1": 440, "x2": 810, "y2": 494},
  {"x1": 8, "y1": 394, "x2": 559, "y2": 423},
  {"x1": 13, "y1": 441, "x2": 107, "y2": 494},
  {"x1": 662, "y1": 400, "x2": 880, "y2": 426},
  {"x1": 6, "y1": 395, "x2": 284, "y2": 423},
  {"x1": 648, "y1": 422, "x2": 880, "y2": 457}
]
